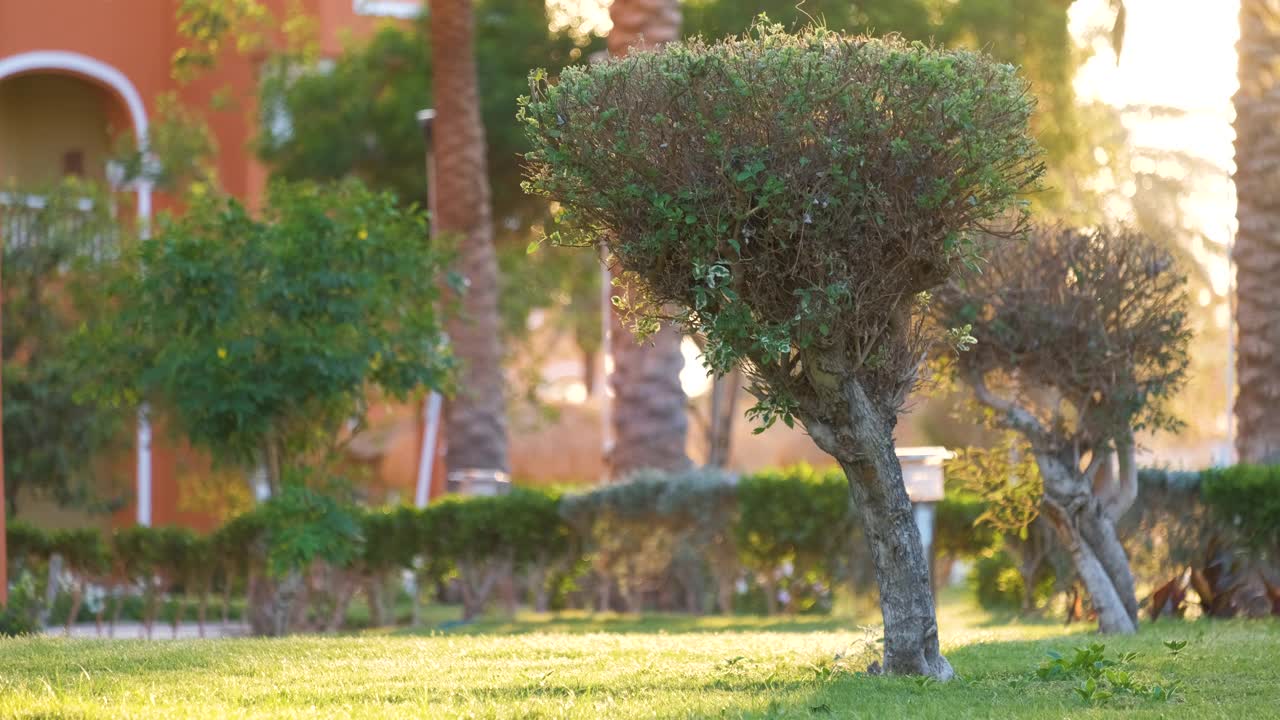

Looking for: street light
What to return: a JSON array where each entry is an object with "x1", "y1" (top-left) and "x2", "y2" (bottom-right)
[
  {"x1": 413, "y1": 108, "x2": 444, "y2": 508},
  {"x1": 416, "y1": 107, "x2": 509, "y2": 498}
]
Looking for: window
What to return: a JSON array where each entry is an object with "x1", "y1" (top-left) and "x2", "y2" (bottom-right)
[{"x1": 352, "y1": 0, "x2": 423, "y2": 19}]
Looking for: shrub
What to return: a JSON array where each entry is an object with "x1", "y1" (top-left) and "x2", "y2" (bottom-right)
[
  {"x1": 736, "y1": 466, "x2": 856, "y2": 614},
  {"x1": 935, "y1": 226, "x2": 1192, "y2": 635},
  {"x1": 971, "y1": 550, "x2": 1056, "y2": 610},
  {"x1": 524, "y1": 20, "x2": 1041, "y2": 677},
  {"x1": 1201, "y1": 465, "x2": 1280, "y2": 554},
  {"x1": 78, "y1": 179, "x2": 453, "y2": 494},
  {"x1": 561, "y1": 468, "x2": 737, "y2": 614}
]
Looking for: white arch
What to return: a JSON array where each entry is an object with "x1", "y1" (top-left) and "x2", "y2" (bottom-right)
[
  {"x1": 0, "y1": 50, "x2": 153, "y2": 220},
  {"x1": 0, "y1": 50, "x2": 154, "y2": 525}
]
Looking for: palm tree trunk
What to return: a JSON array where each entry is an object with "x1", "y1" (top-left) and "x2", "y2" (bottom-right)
[
  {"x1": 604, "y1": 0, "x2": 690, "y2": 481},
  {"x1": 1234, "y1": 0, "x2": 1280, "y2": 463},
  {"x1": 430, "y1": 0, "x2": 510, "y2": 477}
]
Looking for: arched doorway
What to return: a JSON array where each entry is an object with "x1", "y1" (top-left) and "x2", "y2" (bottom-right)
[{"x1": 0, "y1": 50, "x2": 155, "y2": 526}]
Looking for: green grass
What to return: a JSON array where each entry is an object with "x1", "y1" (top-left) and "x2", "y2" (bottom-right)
[{"x1": 1, "y1": 595, "x2": 1277, "y2": 719}]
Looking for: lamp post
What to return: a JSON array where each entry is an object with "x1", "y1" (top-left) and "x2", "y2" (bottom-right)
[{"x1": 413, "y1": 108, "x2": 445, "y2": 507}]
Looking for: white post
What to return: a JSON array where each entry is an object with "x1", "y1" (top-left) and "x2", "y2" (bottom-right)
[
  {"x1": 600, "y1": 247, "x2": 613, "y2": 480},
  {"x1": 134, "y1": 180, "x2": 153, "y2": 526},
  {"x1": 135, "y1": 405, "x2": 152, "y2": 526},
  {"x1": 415, "y1": 392, "x2": 443, "y2": 508}
]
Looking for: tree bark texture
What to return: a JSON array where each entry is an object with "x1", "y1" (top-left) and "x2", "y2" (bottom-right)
[
  {"x1": 1234, "y1": 0, "x2": 1280, "y2": 463},
  {"x1": 430, "y1": 0, "x2": 510, "y2": 475},
  {"x1": 605, "y1": 0, "x2": 690, "y2": 480},
  {"x1": 1035, "y1": 453, "x2": 1139, "y2": 634},
  {"x1": 806, "y1": 378, "x2": 953, "y2": 680}
]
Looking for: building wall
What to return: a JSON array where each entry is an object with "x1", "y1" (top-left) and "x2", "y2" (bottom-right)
[{"x1": 1, "y1": 0, "x2": 434, "y2": 533}]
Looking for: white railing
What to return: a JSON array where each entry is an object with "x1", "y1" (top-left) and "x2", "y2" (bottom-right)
[{"x1": 0, "y1": 191, "x2": 118, "y2": 261}]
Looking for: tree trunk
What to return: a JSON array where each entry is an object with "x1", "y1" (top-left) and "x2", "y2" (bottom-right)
[
  {"x1": 109, "y1": 589, "x2": 124, "y2": 638},
  {"x1": 716, "y1": 574, "x2": 735, "y2": 615},
  {"x1": 761, "y1": 573, "x2": 779, "y2": 616},
  {"x1": 706, "y1": 367, "x2": 741, "y2": 468},
  {"x1": 412, "y1": 572, "x2": 429, "y2": 627},
  {"x1": 603, "y1": 0, "x2": 690, "y2": 482},
  {"x1": 430, "y1": 0, "x2": 510, "y2": 477},
  {"x1": 143, "y1": 583, "x2": 159, "y2": 640},
  {"x1": 838, "y1": 449, "x2": 953, "y2": 679},
  {"x1": 327, "y1": 573, "x2": 358, "y2": 633},
  {"x1": 1037, "y1": 455, "x2": 1138, "y2": 634},
  {"x1": 65, "y1": 581, "x2": 83, "y2": 637},
  {"x1": 1233, "y1": 0, "x2": 1280, "y2": 463},
  {"x1": 458, "y1": 560, "x2": 501, "y2": 621},
  {"x1": 528, "y1": 565, "x2": 551, "y2": 613},
  {"x1": 197, "y1": 590, "x2": 208, "y2": 639},
  {"x1": 365, "y1": 575, "x2": 385, "y2": 627},
  {"x1": 171, "y1": 597, "x2": 185, "y2": 639},
  {"x1": 804, "y1": 377, "x2": 953, "y2": 680},
  {"x1": 221, "y1": 575, "x2": 233, "y2": 626}
]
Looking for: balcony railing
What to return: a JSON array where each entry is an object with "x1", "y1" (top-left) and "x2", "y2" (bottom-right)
[{"x1": 0, "y1": 191, "x2": 119, "y2": 262}]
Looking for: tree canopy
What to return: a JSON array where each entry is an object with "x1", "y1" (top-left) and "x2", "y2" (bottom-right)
[{"x1": 77, "y1": 180, "x2": 453, "y2": 489}]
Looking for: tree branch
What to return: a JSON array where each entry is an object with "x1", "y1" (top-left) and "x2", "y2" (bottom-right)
[{"x1": 967, "y1": 371, "x2": 1050, "y2": 444}]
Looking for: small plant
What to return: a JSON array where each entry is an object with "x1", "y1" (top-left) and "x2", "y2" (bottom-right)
[
  {"x1": 1035, "y1": 643, "x2": 1119, "y2": 681},
  {"x1": 1035, "y1": 643, "x2": 1187, "y2": 707},
  {"x1": 1148, "y1": 680, "x2": 1184, "y2": 702},
  {"x1": 1164, "y1": 640, "x2": 1188, "y2": 658},
  {"x1": 1074, "y1": 677, "x2": 1113, "y2": 706}
]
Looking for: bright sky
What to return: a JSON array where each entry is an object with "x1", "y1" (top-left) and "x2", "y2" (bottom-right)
[{"x1": 1072, "y1": 0, "x2": 1238, "y2": 298}]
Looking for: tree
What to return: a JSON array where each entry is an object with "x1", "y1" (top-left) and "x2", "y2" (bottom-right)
[
  {"x1": 258, "y1": 7, "x2": 606, "y2": 404},
  {"x1": 430, "y1": 0, "x2": 510, "y2": 479},
  {"x1": 1233, "y1": 0, "x2": 1280, "y2": 463},
  {"x1": 603, "y1": 0, "x2": 691, "y2": 479},
  {"x1": 1, "y1": 180, "x2": 122, "y2": 516},
  {"x1": 935, "y1": 227, "x2": 1192, "y2": 633},
  {"x1": 522, "y1": 25, "x2": 1042, "y2": 677},
  {"x1": 78, "y1": 180, "x2": 452, "y2": 492}
]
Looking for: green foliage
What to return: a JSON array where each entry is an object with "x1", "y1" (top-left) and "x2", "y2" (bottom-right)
[
  {"x1": 1200, "y1": 465, "x2": 1280, "y2": 552},
  {"x1": 49, "y1": 528, "x2": 110, "y2": 579},
  {"x1": 110, "y1": 93, "x2": 219, "y2": 194},
  {"x1": 78, "y1": 180, "x2": 452, "y2": 480},
  {"x1": 0, "y1": 602, "x2": 39, "y2": 637},
  {"x1": 500, "y1": 488, "x2": 573, "y2": 570},
  {"x1": 1034, "y1": 642, "x2": 1184, "y2": 707},
  {"x1": 736, "y1": 466, "x2": 856, "y2": 611},
  {"x1": 5, "y1": 521, "x2": 50, "y2": 571},
  {"x1": 2, "y1": 179, "x2": 123, "y2": 515},
  {"x1": 522, "y1": 22, "x2": 1042, "y2": 424},
  {"x1": 945, "y1": 434, "x2": 1043, "y2": 534},
  {"x1": 255, "y1": 481, "x2": 362, "y2": 578},
  {"x1": 934, "y1": 491, "x2": 998, "y2": 559},
  {"x1": 936, "y1": 227, "x2": 1192, "y2": 445},
  {"x1": 257, "y1": 5, "x2": 605, "y2": 363},
  {"x1": 970, "y1": 550, "x2": 1054, "y2": 610},
  {"x1": 261, "y1": 4, "x2": 597, "y2": 226}
]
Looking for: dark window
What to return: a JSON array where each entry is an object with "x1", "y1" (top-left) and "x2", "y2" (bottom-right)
[{"x1": 63, "y1": 150, "x2": 84, "y2": 177}]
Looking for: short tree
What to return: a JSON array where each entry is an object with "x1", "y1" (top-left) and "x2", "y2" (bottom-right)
[
  {"x1": 521, "y1": 24, "x2": 1042, "y2": 677},
  {"x1": 934, "y1": 226, "x2": 1191, "y2": 633},
  {"x1": 80, "y1": 180, "x2": 453, "y2": 491}
]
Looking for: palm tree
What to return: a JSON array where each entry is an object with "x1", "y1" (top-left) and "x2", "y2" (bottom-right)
[
  {"x1": 1233, "y1": 0, "x2": 1280, "y2": 463},
  {"x1": 604, "y1": 0, "x2": 691, "y2": 479},
  {"x1": 430, "y1": 0, "x2": 509, "y2": 478}
]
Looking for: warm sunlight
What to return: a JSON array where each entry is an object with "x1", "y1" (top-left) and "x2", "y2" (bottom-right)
[{"x1": 1072, "y1": 0, "x2": 1238, "y2": 297}]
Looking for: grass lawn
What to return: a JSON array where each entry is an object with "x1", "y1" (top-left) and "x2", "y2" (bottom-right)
[{"x1": 1, "y1": 593, "x2": 1277, "y2": 719}]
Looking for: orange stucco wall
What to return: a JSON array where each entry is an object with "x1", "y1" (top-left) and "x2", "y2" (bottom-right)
[{"x1": 2, "y1": 0, "x2": 435, "y2": 532}]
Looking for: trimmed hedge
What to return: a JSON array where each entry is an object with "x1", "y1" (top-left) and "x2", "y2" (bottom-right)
[{"x1": 9, "y1": 463, "x2": 1273, "y2": 629}]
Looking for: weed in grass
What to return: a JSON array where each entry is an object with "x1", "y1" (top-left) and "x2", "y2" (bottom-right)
[{"x1": 1034, "y1": 640, "x2": 1193, "y2": 707}]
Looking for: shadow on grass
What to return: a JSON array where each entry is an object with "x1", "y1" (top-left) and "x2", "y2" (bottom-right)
[{"x1": 396, "y1": 611, "x2": 861, "y2": 636}]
